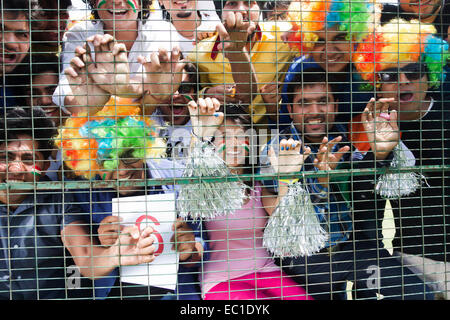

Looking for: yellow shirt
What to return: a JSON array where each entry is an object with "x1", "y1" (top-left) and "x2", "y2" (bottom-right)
[{"x1": 188, "y1": 21, "x2": 297, "y2": 124}]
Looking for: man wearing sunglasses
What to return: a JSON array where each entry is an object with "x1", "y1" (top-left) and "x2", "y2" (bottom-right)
[
  {"x1": 375, "y1": 62, "x2": 431, "y2": 121},
  {"x1": 353, "y1": 19, "x2": 450, "y2": 299}
]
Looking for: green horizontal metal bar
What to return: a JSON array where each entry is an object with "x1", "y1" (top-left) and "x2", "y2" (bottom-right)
[{"x1": 1, "y1": 165, "x2": 449, "y2": 190}]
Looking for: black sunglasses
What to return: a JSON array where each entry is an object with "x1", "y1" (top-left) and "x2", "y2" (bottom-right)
[{"x1": 377, "y1": 63, "x2": 428, "y2": 83}]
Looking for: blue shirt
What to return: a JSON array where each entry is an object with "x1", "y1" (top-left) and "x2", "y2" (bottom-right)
[
  {"x1": 259, "y1": 123, "x2": 353, "y2": 248},
  {"x1": 0, "y1": 188, "x2": 82, "y2": 299}
]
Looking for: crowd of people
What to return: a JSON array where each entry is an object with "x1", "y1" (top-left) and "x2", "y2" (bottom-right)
[{"x1": 0, "y1": 0, "x2": 449, "y2": 300}]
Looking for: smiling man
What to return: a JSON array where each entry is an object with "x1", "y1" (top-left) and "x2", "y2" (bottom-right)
[
  {"x1": 32, "y1": 0, "x2": 72, "y2": 54},
  {"x1": 381, "y1": 0, "x2": 450, "y2": 41},
  {"x1": 277, "y1": 0, "x2": 378, "y2": 128},
  {"x1": 0, "y1": 0, "x2": 41, "y2": 112}
]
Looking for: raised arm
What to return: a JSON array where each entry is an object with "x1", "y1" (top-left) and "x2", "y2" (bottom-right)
[
  {"x1": 138, "y1": 47, "x2": 186, "y2": 115},
  {"x1": 215, "y1": 12, "x2": 258, "y2": 104},
  {"x1": 361, "y1": 97, "x2": 400, "y2": 160},
  {"x1": 262, "y1": 138, "x2": 311, "y2": 216},
  {"x1": 63, "y1": 44, "x2": 111, "y2": 115}
]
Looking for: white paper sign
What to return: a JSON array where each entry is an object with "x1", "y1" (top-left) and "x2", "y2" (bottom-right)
[{"x1": 112, "y1": 193, "x2": 178, "y2": 290}]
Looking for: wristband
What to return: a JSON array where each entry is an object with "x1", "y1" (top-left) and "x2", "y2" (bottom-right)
[{"x1": 279, "y1": 178, "x2": 299, "y2": 186}]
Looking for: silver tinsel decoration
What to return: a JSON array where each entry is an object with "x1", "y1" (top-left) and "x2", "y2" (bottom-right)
[
  {"x1": 177, "y1": 139, "x2": 247, "y2": 220},
  {"x1": 376, "y1": 142, "x2": 424, "y2": 198},
  {"x1": 263, "y1": 182, "x2": 328, "y2": 258}
]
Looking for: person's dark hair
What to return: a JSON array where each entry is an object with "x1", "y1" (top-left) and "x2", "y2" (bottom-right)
[
  {"x1": 82, "y1": 0, "x2": 152, "y2": 23},
  {"x1": 219, "y1": 103, "x2": 256, "y2": 187},
  {"x1": 38, "y1": 0, "x2": 72, "y2": 10},
  {"x1": 1, "y1": 0, "x2": 41, "y2": 21},
  {"x1": 30, "y1": 54, "x2": 60, "y2": 76},
  {"x1": 0, "y1": 107, "x2": 57, "y2": 160},
  {"x1": 285, "y1": 67, "x2": 341, "y2": 105},
  {"x1": 262, "y1": 0, "x2": 290, "y2": 20}
]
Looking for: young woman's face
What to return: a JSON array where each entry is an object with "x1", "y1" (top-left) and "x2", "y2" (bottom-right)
[
  {"x1": 96, "y1": 0, "x2": 140, "y2": 29},
  {"x1": 27, "y1": 72, "x2": 64, "y2": 127},
  {"x1": 214, "y1": 119, "x2": 249, "y2": 169}
]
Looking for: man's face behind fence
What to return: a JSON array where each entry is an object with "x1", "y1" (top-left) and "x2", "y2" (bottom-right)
[
  {"x1": 26, "y1": 72, "x2": 65, "y2": 127},
  {"x1": 96, "y1": 0, "x2": 140, "y2": 29},
  {"x1": 288, "y1": 83, "x2": 338, "y2": 143},
  {"x1": 400, "y1": 0, "x2": 443, "y2": 18},
  {"x1": 0, "y1": 12, "x2": 30, "y2": 76},
  {"x1": 376, "y1": 62, "x2": 429, "y2": 121},
  {"x1": 310, "y1": 26, "x2": 352, "y2": 73},
  {"x1": 222, "y1": 1, "x2": 260, "y2": 26},
  {"x1": 101, "y1": 154, "x2": 146, "y2": 197},
  {"x1": 160, "y1": 0, "x2": 198, "y2": 19},
  {"x1": 0, "y1": 136, "x2": 46, "y2": 206}
]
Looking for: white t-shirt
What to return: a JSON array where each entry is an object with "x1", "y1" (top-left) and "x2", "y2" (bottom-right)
[{"x1": 53, "y1": 19, "x2": 181, "y2": 107}]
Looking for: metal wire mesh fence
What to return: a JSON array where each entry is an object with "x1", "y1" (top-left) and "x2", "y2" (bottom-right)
[{"x1": 0, "y1": 0, "x2": 448, "y2": 301}]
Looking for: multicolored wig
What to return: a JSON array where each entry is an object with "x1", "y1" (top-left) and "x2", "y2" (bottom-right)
[
  {"x1": 353, "y1": 19, "x2": 450, "y2": 89},
  {"x1": 286, "y1": 0, "x2": 381, "y2": 53},
  {"x1": 55, "y1": 97, "x2": 166, "y2": 179}
]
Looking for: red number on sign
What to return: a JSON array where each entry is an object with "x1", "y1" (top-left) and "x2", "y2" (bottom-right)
[{"x1": 135, "y1": 215, "x2": 164, "y2": 256}]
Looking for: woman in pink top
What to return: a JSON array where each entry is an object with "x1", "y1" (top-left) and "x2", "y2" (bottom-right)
[{"x1": 187, "y1": 98, "x2": 311, "y2": 300}]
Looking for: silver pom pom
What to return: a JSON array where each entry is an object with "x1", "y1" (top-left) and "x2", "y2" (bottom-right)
[
  {"x1": 376, "y1": 142, "x2": 424, "y2": 198},
  {"x1": 263, "y1": 182, "x2": 328, "y2": 258},
  {"x1": 177, "y1": 139, "x2": 247, "y2": 220}
]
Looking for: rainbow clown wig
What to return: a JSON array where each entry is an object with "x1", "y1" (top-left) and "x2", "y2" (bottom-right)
[
  {"x1": 286, "y1": 0, "x2": 381, "y2": 53},
  {"x1": 55, "y1": 97, "x2": 166, "y2": 179},
  {"x1": 353, "y1": 19, "x2": 450, "y2": 89}
]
